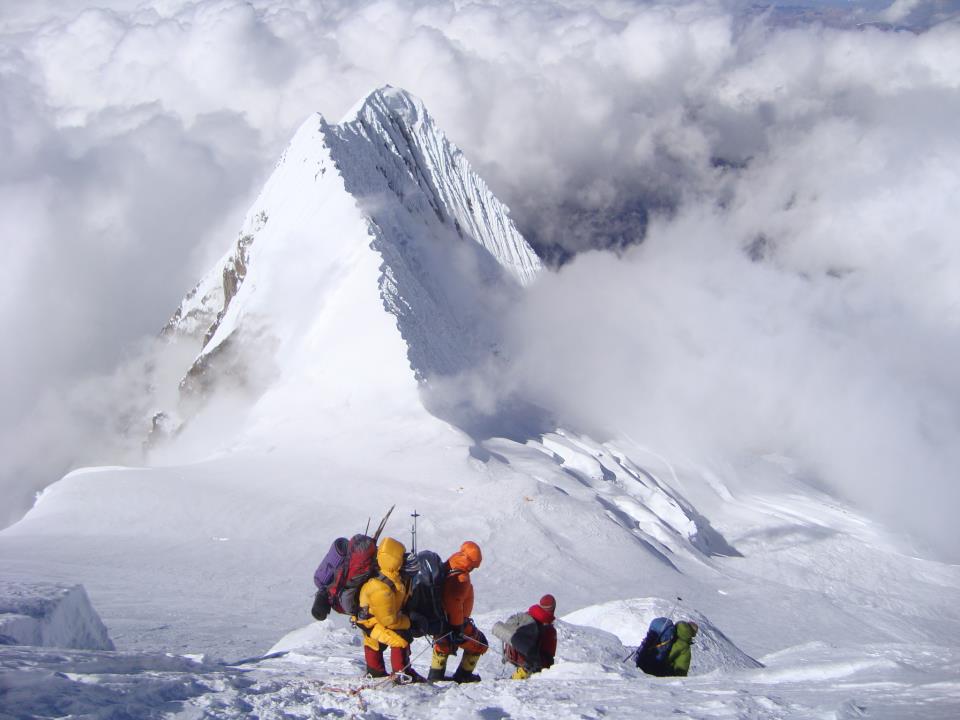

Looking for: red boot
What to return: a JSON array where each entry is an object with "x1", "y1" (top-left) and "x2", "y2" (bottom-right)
[
  {"x1": 364, "y1": 645, "x2": 387, "y2": 678},
  {"x1": 391, "y1": 645, "x2": 425, "y2": 684}
]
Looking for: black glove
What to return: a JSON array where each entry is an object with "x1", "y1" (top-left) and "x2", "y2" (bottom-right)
[{"x1": 311, "y1": 590, "x2": 331, "y2": 622}]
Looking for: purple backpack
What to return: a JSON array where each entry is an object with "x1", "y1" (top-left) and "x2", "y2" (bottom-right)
[
  {"x1": 315, "y1": 537, "x2": 349, "y2": 590},
  {"x1": 311, "y1": 537, "x2": 348, "y2": 622}
]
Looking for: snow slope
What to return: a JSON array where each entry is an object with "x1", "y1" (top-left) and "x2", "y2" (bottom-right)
[{"x1": 1, "y1": 86, "x2": 959, "y2": 718}]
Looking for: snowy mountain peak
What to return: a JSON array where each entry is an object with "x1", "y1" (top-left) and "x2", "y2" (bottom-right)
[
  {"x1": 333, "y1": 84, "x2": 541, "y2": 286},
  {"x1": 160, "y1": 87, "x2": 541, "y2": 446},
  {"x1": 341, "y1": 84, "x2": 426, "y2": 127}
]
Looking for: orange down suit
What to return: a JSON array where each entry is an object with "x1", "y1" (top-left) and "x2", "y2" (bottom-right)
[{"x1": 435, "y1": 541, "x2": 487, "y2": 655}]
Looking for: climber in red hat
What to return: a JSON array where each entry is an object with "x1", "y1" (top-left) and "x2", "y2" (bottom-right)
[{"x1": 491, "y1": 594, "x2": 558, "y2": 679}]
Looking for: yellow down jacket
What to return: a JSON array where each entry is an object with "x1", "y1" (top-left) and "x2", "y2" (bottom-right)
[{"x1": 356, "y1": 537, "x2": 411, "y2": 649}]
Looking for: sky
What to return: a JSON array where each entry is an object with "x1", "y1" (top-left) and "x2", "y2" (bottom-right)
[{"x1": 1, "y1": 0, "x2": 959, "y2": 557}]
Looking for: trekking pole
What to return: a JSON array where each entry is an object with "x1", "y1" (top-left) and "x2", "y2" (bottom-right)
[{"x1": 410, "y1": 510, "x2": 420, "y2": 554}]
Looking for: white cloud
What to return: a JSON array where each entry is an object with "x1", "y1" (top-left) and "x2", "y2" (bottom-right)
[{"x1": 1, "y1": 1, "x2": 959, "y2": 558}]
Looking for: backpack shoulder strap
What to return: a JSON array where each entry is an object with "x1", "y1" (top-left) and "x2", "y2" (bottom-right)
[{"x1": 376, "y1": 573, "x2": 398, "y2": 593}]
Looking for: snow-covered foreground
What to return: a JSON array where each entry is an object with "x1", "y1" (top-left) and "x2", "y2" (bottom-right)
[{"x1": 3, "y1": 604, "x2": 959, "y2": 719}]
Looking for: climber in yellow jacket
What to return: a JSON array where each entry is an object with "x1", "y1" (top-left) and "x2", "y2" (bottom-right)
[{"x1": 355, "y1": 537, "x2": 425, "y2": 682}]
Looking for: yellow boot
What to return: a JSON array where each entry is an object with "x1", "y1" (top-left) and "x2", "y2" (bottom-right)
[
  {"x1": 452, "y1": 652, "x2": 482, "y2": 683},
  {"x1": 511, "y1": 666, "x2": 530, "y2": 680},
  {"x1": 428, "y1": 649, "x2": 449, "y2": 682}
]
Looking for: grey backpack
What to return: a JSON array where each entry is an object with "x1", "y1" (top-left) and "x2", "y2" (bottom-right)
[{"x1": 493, "y1": 611, "x2": 541, "y2": 666}]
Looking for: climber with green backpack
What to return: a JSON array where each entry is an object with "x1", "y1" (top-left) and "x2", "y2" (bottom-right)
[{"x1": 633, "y1": 617, "x2": 699, "y2": 677}]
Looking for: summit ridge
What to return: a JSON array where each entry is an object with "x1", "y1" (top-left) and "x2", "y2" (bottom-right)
[{"x1": 164, "y1": 87, "x2": 541, "y2": 425}]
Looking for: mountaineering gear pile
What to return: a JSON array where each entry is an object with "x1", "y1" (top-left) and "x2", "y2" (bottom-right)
[
  {"x1": 316, "y1": 506, "x2": 395, "y2": 619},
  {"x1": 492, "y1": 594, "x2": 557, "y2": 678},
  {"x1": 312, "y1": 537, "x2": 348, "y2": 621},
  {"x1": 635, "y1": 617, "x2": 698, "y2": 677},
  {"x1": 430, "y1": 541, "x2": 487, "y2": 682}
]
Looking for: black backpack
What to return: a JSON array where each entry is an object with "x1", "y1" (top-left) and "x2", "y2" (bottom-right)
[
  {"x1": 635, "y1": 617, "x2": 676, "y2": 676},
  {"x1": 493, "y1": 611, "x2": 543, "y2": 669},
  {"x1": 403, "y1": 550, "x2": 448, "y2": 636}
]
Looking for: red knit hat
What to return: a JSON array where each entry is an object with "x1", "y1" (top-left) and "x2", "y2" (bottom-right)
[{"x1": 538, "y1": 594, "x2": 556, "y2": 613}]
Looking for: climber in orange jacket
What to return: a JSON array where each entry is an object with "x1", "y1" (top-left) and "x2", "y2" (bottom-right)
[
  {"x1": 428, "y1": 540, "x2": 488, "y2": 682},
  {"x1": 355, "y1": 537, "x2": 425, "y2": 683}
]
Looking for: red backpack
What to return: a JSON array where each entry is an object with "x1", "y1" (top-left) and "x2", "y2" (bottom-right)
[{"x1": 325, "y1": 506, "x2": 394, "y2": 616}]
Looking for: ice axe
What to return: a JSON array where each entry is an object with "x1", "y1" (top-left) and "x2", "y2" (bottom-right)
[{"x1": 372, "y1": 505, "x2": 395, "y2": 542}]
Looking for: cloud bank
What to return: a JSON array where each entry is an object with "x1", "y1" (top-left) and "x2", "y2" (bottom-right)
[{"x1": 1, "y1": 1, "x2": 959, "y2": 558}]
